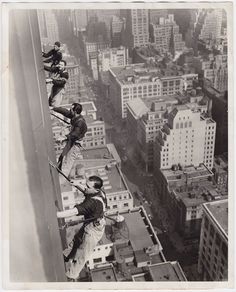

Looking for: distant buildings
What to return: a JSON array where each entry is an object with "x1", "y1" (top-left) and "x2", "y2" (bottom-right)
[
  {"x1": 198, "y1": 9, "x2": 223, "y2": 42},
  {"x1": 108, "y1": 63, "x2": 197, "y2": 118},
  {"x1": 98, "y1": 46, "x2": 129, "y2": 72},
  {"x1": 132, "y1": 45, "x2": 163, "y2": 64},
  {"x1": 198, "y1": 199, "x2": 228, "y2": 280},
  {"x1": 149, "y1": 14, "x2": 185, "y2": 56},
  {"x1": 121, "y1": 9, "x2": 149, "y2": 51},
  {"x1": 154, "y1": 163, "x2": 227, "y2": 239},
  {"x1": 63, "y1": 55, "x2": 80, "y2": 98},
  {"x1": 38, "y1": 10, "x2": 59, "y2": 45},
  {"x1": 149, "y1": 9, "x2": 168, "y2": 24},
  {"x1": 203, "y1": 84, "x2": 228, "y2": 155},
  {"x1": 70, "y1": 10, "x2": 87, "y2": 35},
  {"x1": 110, "y1": 15, "x2": 126, "y2": 47},
  {"x1": 193, "y1": 53, "x2": 227, "y2": 93}
]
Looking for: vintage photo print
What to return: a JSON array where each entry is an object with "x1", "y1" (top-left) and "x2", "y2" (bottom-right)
[{"x1": 1, "y1": 1, "x2": 234, "y2": 290}]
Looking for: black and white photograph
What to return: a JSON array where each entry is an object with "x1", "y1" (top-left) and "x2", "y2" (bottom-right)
[{"x1": 1, "y1": 1, "x2": 234, "y2": 290}]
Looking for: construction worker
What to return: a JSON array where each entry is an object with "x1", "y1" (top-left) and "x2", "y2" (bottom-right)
[
  {"x1": 57, "y1": 176, "x2": 107, "y2": 280},
  {"x1": 46, "y1": 60, "x2": 69, "y2": 107},
  {"x1": 42, "y1": 41, "x2": 62, "y2": 71},
  {"x1": 52, "y1": 103, "x2": 87, "y2": 183}
]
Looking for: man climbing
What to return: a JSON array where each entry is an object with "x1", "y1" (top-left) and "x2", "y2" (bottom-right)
[
  {"x1": 46, "y1": 60, "x2": 69, "y2": 107},
  {"x1": 51, "y1": 103, "x2": 87, "y2": 183},
  {"x1": 42, "y1": 41, "x2": 62, "y2": 72},
  {"x1": 57, "y1": 176, "x2": 107, "y2": 280}
]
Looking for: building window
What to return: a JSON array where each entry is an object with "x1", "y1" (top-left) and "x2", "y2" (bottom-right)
[
  {"x1": 113, "y1": 205, "x2": 118, "y2": 209},
  {"x1": 124, "y1": 203, "x2": 129, "y2": 207},
  {"x1": 93, "y1": 258, "x2": 102, "y2": 263},
  {"x1": 63, "y1": 196, "x2": 68, "y2": 200}
]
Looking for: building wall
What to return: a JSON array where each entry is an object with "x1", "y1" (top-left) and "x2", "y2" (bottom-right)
[
  {"x1": 198, "y1": 203, "x2": 228, "y2": 280},
  {"x1": 8, "y1": 10, "x2": 66, "y2": 282},
  {"x1": 38, "y1": 10, "x2": 59, "y2": 45}
]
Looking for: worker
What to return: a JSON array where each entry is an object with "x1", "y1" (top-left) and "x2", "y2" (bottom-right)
[
  {"x1": 42, "y1": 41, "x2": 62, "y2": 71},
  {"x1": 52, "y1": 103, "x2": 87, "y2": 182},
  {"x1": 46, "y1": 60, "x2": 69, "y2": 107},
  {"x1": 57, "y1": 176, "x2": 107, "y2": 280}
]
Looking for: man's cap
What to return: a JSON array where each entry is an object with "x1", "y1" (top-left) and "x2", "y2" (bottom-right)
[{"x1": 54, "y1": 41, "x2": 61, "y2": 47}]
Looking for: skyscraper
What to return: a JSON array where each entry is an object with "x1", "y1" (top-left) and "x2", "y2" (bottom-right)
[
  {"x1": 37, "y1": 10, "x2": 59, "y2": 45},
  {"x1": 150, "y1": 14, "x2": 185, "y2": 55},
  {"x1": 121, "y1": 9, "x2": 149, "y2": 51}
]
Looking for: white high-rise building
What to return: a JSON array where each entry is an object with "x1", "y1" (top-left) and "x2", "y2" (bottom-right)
[
  {"x1": 199, "y1": 9, "x2": 223, "y2": 41},
  {"x1": 37, "y1": 10, "x2": 59, "y2": 45},
  {"x1": 155, "y1": 105, "x2": 216, "y2": 170}
]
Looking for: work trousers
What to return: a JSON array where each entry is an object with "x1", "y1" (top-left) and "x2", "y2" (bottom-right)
[
  {"x1": 58, "y1": 144, "x2": 82, "y2": 184},
  {"x1": 65, "y1": 219, "x2": 106, "y2": 280},
  {"x1": 48, "y1": 86, "x2": 65, "y2": 107}
]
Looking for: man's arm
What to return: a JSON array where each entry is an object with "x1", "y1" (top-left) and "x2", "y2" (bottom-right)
[
  {"x1": 51, "y1": 77, "x2": 67, "y2": 87},
  {"x1": 42, "y1": 49, "x2": 53, "y2": 58},
  {"x1": 53, "y1": 107, "x2": 72, "y2": 118}
]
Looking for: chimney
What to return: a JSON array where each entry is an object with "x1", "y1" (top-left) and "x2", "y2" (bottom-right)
[{"x1": 115, "y1": 214, "x2": 125, "y2": 229}]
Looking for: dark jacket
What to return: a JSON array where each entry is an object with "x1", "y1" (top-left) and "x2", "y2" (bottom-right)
[
  {"x1": 75, "y1": 190, "x2": 107, "y2": 221},
  {"x1": 53, "y1": 107, "x2": 87, "y2": 142},
  {"x1": 43, "y1": 49, "x2": 62, "y2": 65},
  {"x1": 53, "y1": 107, "x2": 87, "y2": 157}
]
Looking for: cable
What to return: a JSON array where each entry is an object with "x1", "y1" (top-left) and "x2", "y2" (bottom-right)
[{"x1": 50, "y1": 112, "x2": 70, "y2": 125}]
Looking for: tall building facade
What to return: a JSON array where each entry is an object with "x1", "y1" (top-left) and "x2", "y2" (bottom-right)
[
  {"x1": 150, "y1": 14, "x2": 185, "y2": 55},
  {"x1": 155, "y1": 105, "x2": 216, "y2": 170},
  {"x1": 64, "y1": 55, "x2": 80, "y2": 98},
  {"x1": 198, "y1": 200, "x2": 228, "y2": 280},
  {"x1": 37, "y1": 10, "x2": 59, "y2": 45},
  {"x1": 70, "y1": 10, "x2": 87, "y2": 35},
  {"x1": 198, "y1": 9, "x2": 223, "y2": 41},
  {"x1": 110, "y1": 15, "x2": 126, "y2": 47},
  {"x1": 121, "y1": 9, "x2": 149, "y2": 50}
]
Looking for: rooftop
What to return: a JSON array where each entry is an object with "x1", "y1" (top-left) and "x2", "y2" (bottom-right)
[
  {"x1": 109, "y1": 63, "x2": 189, "y2": 85},
  {"x1": 72, "y1": 159, "x2": 127, "y2": 194},
  {"x1": 127, "y1": 98, "x2": 149, "y2": 119},
  {"x1": 90, "y1": 265, "x2": 118, "y2": 282},
  {"x1": 148, "y1": 262, "x2": 187, "y2": 281},
  {"x1": 161, "y1": 164, "x2": 213, "y2": 183},
  {"x1": 101, "y1": 207, "x2": 162, "y2": 249},
  {"x1": 204, "y1": 199, "x2": 228, "y2": 237}
]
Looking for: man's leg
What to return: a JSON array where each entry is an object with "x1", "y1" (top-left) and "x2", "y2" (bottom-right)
[
  {"x1": 60, "y1": 145, "x2": 82, "y2": 184},
  {"x1": 64, "y1": 226, "x2": 85, "y2": 261},
  {"x1": 66, "y1": 222, "x2": 105, "y2": 280}
]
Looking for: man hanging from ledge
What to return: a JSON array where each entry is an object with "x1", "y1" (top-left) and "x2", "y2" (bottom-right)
[
  {"x1": 51, "y1": 103, "x2": 87, "y2": 183},
  {"x1": 42, "y1": 41, "x2": 62, "y2": 73},
  {"x1": 57, "y1": 176, "x2": 107, "y2": 281},
  {"x1": 46, "y1": 60, "x2": 69, "y2": 107}
]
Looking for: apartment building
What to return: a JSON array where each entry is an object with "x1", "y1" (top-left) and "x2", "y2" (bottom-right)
[
  {"x1": 149, "y1": 9, "x2": 168, "y2": 24},
  {"x1": 150, "y1": 14, "x2": 185, "y2": 55},
  {"x1": 64, "y1": 55, "x2": 80, "y2": 97},
  {"x1": 154, "y1": 104, "x2": 216, "y2": 171},
  {"x1": 108, "y1": 63, "x2": 189, "y2": 118},
  {"x1": 198, "y1": 200, "x2": 228, "y2": 280}
]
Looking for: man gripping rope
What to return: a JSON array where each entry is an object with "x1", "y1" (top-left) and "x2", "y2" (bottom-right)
[
  {"x1": 42, "y1": 41, "x2": 62, "y2": 72},
  {"x1": 52, "y1": 103, "x2": 87, "y2": 183},
  {"x1": 57, "y1": 176, "x2": 107, "y2": 280}
]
